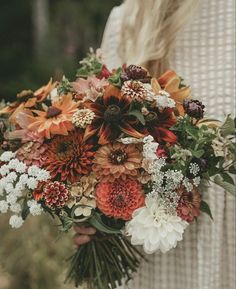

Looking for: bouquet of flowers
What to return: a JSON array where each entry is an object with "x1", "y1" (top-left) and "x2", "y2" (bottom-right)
[{"x1": 0, "y1": 50, "x2": 235, "y2": 289}]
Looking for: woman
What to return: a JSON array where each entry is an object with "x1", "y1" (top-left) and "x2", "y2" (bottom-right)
[{"x1": 75, "y1": 1, "x2": 235, "y2": 288}]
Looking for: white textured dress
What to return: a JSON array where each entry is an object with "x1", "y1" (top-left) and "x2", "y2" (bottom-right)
[{"x1": 101, "y1": 1, "x2": 236, "y2": 289}]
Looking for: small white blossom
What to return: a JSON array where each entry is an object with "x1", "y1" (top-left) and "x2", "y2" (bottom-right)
[
  {"x1": 15, "y1": 162, "x2": 27, "y2": 173},
  {"x1": 154, "y1": 91, "x2": 176, "y2": 109},
  {"x1": 4, "y1": 183, "x2": 14, "y2": 194},
  {"x1": 193, "y1": 177, "x2": 201, "y2": 187},
  {"x1": 6, "y1": 194, "x2": 17, "y2": 205},
  {"x1": 10, "y1": 203, "x2": 21, "y2": 213},
  {"x1": 9, "y1": 215, "x2": 24, "y2": 228},
  {"x1": 36, "y1": 169, "x2": 50, "y2": 182},
  {"x1": 0, "y1": 151, "x2": 16, "y2": 162},
  {"x1": 18, "y1": 174, "x2": 29, "y2": 185},
  {"x1": 0, "y1": 164, "x2": 10, "y2": 176},
  {"x1": 6, "y1": 171, "x2": 17, "y2": 183},
  {"x1": 8, "y1": 159, "x2": 21, "y2": 170},
  {"x1": 26, "y1": 177, "x2": 38, "y2": 190},
  {"x1": 183, "y1": 178, "x2": 193, "y2": 192},
  {"x1": 28, "y1": 165, "x2": 41, "y2": 177},
  {"x1": 0, "y1": 200, "x2": 8, "y2": 213},
  {"x1": 27, "y1": 200, "x2": 43, "y2": 216},
  {"x1": 189, "y1": 163, "x2": 200, "y2": 176},
  {"x1": 119, "y1": 137, "x2": 143, "y2": 144}
]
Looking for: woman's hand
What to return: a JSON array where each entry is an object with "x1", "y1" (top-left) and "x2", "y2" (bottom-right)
[{"x1": 73, "y1": 226, "x2": 96, "y2": 247}]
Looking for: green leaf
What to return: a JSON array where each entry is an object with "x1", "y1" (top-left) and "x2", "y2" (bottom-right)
[
  {"x1": 89, "y1": 212, "x2": 121, "y2": 234},
  {"x1": 128, "y1": 110, "x2": 145, "y2": 125},
  {"x1": 229, "y1": 163, "x2": 236, "y2": 174},
  {"x1": 221, "y1": 172, "x2": 235, "y2": 185},
  {"x1": 214, "y1": 175, "x2": 236, "y2": 196},
  {"x1": 220, "y1": 115, "x2": 236, "y2": 137},
  {"x1": 186, "y1": 126, "x2": 199, "y2": 140},
  {"x1": 21, "y1": 198, "x2": 30, "y2": 220},
  {"x1": 190, "y1": 149, "x2": 204, "y2": 158},
  {"x1": 200, "y1": 200, "x2": 213, "y2": 220},
  {"x1": 108, "y1": 67, "x2": 122, "y2": 87}
]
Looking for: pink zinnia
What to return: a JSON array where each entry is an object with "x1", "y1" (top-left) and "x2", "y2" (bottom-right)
[{"x1": 95, "y1": 178, "x2": 145, "y2": 221}]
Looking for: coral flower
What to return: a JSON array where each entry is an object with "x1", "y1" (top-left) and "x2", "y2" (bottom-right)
[
  {"x1": 43, "y1": 130, "x2": 95, "y2": 183},
  {"x1": 93, "y1": 142, "x2": 142, "y2": 181},
  {"x1": 27, "y1": 94, "x2": 78, "y2": 139},
  {"x1": 0, "y1": 79, "x2": 57, "y2": 123},
  {"x1": 95, "y1": 178, "x2": 145, "y2": 220},
  {"x1": 84, "y1": 85, "x2": 145, "y2": 144},
  {"x1": 144, "y1": 108, "x2": 177, "y2": 144},
  {"x1": 177, "y1": 185, "x2": 201, "y2": 222},
  {"x1": 151, "y1": 70, "x2": 191, "y2": 116}
]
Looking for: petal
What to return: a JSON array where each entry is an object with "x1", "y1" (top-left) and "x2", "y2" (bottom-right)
[
  {"x1": 158, "y1": 70, "x2": 178, "y2": 88},
  {"x1": 151, "y1": 78, "x2": 161, "y2": 94},
  {"x1": 98, "y1": 123, "x2": 113, "y2": 145},
  {"x1": 119, "y1": 122, "x2": 145, "y2": 139},
  {"x1": 103, "y1": 85, "x2": 121, "y2": 106},
  {"x1": 83, "y1": 124, "x2": 99, "y2": 141}
]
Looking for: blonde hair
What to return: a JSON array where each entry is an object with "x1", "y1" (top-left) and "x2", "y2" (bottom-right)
[{"x1": 119, "y1": 0, "x2": 200, "y2": 75}]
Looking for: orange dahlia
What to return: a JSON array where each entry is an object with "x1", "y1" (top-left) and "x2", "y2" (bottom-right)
[
  {"x1": 84, "y1": 85, "x2": 145, "y2": 145},
  {"x1": 95, "y1": 178, "x2": 145, "y2": 220},
  {"x1": 93, "y1": 142, "x2": 142, "y2": 181},
  {"x1": 151, "y1": 70, "x2": 191, "y2": 116},
  {"x1": 177, "y1": 185, "x2": 201, "y2": 222},
  {"x1": 27, "y1": 94, "x2": 78, "y2": 139},
  {"x1": 43, "y1": 130, "x2": 95, "y2": 183}
]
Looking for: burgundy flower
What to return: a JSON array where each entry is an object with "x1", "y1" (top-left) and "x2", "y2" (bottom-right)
[{"x1": 183, "y1": 100, "x2": 205, "y2": 119}]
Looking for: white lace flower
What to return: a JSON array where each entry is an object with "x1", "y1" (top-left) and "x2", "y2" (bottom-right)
[
  {"x1": 193, "y1": 177, "x2": 201, "y2": 187},
  {"x1": 0, "y1": 200, "x2": 8, "y2": 213},
  {"x1": 9, "y1": 215, "x2": 24, "y2": 228},
  {"x1": 126, "y1": 197, "x2": 188, "y2": 254},
  {"x1": 189, "y1": 163, "x2": 200, "y2": 176},
  {"x1": 6, "y1": 194, "x2": 17, "y2": 205},
  {"x1": 0, "y1": 151, "x2": 16, "y2": 162}
]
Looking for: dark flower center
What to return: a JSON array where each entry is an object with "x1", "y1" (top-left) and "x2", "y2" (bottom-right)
[
  {"x1": 46, "y1": 106, "x2": 62, "y2": 118},
  {"x1": 145, "y1": 112, "x2": 158, "y2": 126},
  {"x1": 104, "y1": 105, "x2": 121, "y2": 122},
  {"x1": 110, "y1": 149, "x2": 128, "y2": 164}
]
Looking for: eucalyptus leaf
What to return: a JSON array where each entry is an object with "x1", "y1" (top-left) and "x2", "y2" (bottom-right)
[
  {"x1": 190, "y1": 149, "x2": 205, "y2": 158},
  {"x1": 214, "y1": 175, "x2": 236, "y2": 196},
  {"x1": 200, "y1": 200, "x2": 213, "y2": 220}
]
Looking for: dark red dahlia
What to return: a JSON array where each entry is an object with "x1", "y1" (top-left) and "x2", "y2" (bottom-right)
[
  {"x1": 43, "y1": 181, "x2": 70, "y2": 209},
  {"x1": 125, "y1": 65, "x2": 147, "y2": 80}
]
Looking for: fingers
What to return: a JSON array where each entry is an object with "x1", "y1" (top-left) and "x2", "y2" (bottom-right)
[
  {"x1": 74, "y1": 226, "x2": 96, "y2": 235},
  {"x1": 74, "y1": 234, "x2": 91, "y2": 246}
]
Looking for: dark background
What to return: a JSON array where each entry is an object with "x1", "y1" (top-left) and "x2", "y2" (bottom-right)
[{"x1": 0, "y1": 0, "x2": 121, "y2": 102}]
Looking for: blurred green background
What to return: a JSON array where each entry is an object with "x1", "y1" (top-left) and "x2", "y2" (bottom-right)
[
  {"x1": 0, "y1": 0, "x2": 121, "y2": 102},
  {"x1": 0, "y1": 1, "x2": 121, "y2": 288}
]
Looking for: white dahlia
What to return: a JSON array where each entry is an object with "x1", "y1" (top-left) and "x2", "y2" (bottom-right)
[{"x1": 126, "y1": 197, "x2": 188, "y2": 254}]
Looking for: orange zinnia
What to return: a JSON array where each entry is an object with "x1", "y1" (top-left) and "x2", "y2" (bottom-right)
[
  {"x1": 27, "y1": 94, "x2": 78, "y2": 139},
  {"x1": 151, "y1": 70, "x2": 191, "y2": 116}
]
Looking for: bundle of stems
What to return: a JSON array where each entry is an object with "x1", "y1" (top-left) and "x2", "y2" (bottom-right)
[{"x1": 66, "y1": 232, "x2": 144, "y2": 289}]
